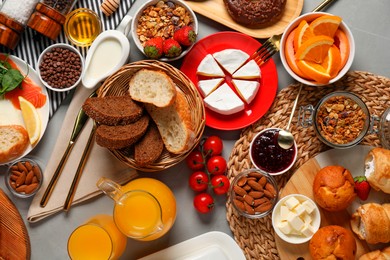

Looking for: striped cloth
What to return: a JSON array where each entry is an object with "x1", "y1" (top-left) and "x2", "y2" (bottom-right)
[{"x1": 0, "y1": 0, "x2": 136, "y2": 117}]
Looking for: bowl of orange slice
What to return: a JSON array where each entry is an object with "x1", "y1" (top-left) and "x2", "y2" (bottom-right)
[{"x1": 280, "y1": 12, "x2": 355, "y2": 86}]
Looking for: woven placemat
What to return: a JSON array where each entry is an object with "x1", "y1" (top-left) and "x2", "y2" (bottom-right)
[{"x1": 226, "y1": 71, "x2": 390, "y2": 259}]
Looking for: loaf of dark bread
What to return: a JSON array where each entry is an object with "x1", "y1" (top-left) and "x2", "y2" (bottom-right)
[{"x1": 83, "y1": 96, "x2": 143, "y2": 125}]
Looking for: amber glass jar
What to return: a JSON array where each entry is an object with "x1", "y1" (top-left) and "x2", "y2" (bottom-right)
[{"x1": 27, "y1": 0, "x2": 78, "y2": 40}]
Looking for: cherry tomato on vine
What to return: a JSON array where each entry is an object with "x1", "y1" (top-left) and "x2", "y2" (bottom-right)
[
  {"x1": 206, "y1": 155, "x2": 227, "y2": 175},
  {"x1": 189, "y1": 171, "x2": 209, "y2": 192},
  {"x1": 193, "y1": 193, "x2": 214, "y2": 213},
  {"x1": 186, "y1": 150, "x2": 204, "y2": 170},
  {"x1": 211, "y1": 175, "x2": 230, "y2": 195},
  {"x1": 203, "y1": 136, "x2": 223, "y2": 156}
]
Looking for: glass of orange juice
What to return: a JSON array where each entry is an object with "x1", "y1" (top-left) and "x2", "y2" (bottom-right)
[
  {"x1": 67, "y1": 214, "x2": 127, "y2": 260},
  {"x1": 97, "y1": 177, "x2": 177, "y2": 241}
]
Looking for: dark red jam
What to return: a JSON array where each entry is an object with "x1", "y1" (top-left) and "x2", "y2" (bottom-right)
[{"x1": 250, "y1": 129, "x2": 296, "y2": 173}]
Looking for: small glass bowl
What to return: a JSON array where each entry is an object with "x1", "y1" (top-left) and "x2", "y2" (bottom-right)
[
  {"x1": 249, "y1": 128, "x2": 298, "y2": 175},
  {"x1": 5, "y1": 157, "x2": 43, "y2": 198},
  {"x1": 37, "y1": 43, "x2": 84, "y2": 92},
  {"x1": 229, "y1": 169, "x2": 279, "y2": 219},
  {"x1": 300, "y1": 91, "x2": 370, "y2": 149},
  {"x1": 272, "y1": 194, "x2": 321, "y2": 244}
]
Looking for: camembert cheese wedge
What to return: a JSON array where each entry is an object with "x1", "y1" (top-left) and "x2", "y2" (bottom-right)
[
  {"x1": 197, "y1": 54, "x2": 225, "y2": 77},
  {"x1": 231, "y1": 79, "x2": 260, "y2": 104},
  {"x1": 198, "y1": 78, "x2": 224, "y2": 97},
  {"x1": 212, "y1": 49, "x2": 249, "y2": 75},
  {"x1": 203, "y1": 83, "x2": 244, "y2": 115},
  {"x1": 232, "y1": 60, "x2": 261, "y2": 79}
]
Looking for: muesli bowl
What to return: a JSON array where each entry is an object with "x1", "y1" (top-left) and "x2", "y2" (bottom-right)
[
  {"x1": 299, "y1": 91, "x2": 370, "y2": 149},
  {"x1": 131, "y1": 0, "x2": 198, "y2": 61}
]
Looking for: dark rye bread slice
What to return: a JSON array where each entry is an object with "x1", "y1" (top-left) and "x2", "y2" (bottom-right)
[
  {"x1": 95, "y1": 115, "x2": 149, "y2": 149},
  {"x1": 134, "y1": 124, "x2": 164, "y2": 166},
  {"x1": 83, "y1": 96, "x2": 143, "y2": 125}
]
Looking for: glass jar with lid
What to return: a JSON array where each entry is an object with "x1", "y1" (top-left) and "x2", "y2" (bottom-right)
[
  {"x1": 27, "y1": 0, "x2": 78, "y2": 40},
  {"x1": 0, "y1": 0, "x2": 39, "y2": 49}
]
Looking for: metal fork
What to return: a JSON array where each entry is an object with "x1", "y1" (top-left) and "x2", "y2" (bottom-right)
[{"x1": 252, "y1": 0, "x2": 337, "y2": 66}]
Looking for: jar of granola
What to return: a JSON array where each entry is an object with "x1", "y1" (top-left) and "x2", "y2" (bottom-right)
[
  {"x1": 27, "y1": 0, "x2": 78, "y2": 40},
  {"x1": 299, "y1": 91, "x2": 371, "y2": 149}
]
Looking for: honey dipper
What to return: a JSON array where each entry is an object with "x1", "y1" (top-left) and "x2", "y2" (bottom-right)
[{"x1": 100, "y1": 0, "x2": 121, "y2": 16}]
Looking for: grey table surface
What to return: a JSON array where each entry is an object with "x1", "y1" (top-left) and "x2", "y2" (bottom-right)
[{"x1": 1, "y1": 0, "x2": 390, "y2": 259}]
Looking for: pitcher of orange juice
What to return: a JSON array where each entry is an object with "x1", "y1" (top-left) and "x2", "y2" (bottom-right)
[{"x1": 97, "y1": 177, "x2": 177, "y2": 241}]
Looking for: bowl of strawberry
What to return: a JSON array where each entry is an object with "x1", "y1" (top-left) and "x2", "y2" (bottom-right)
[
  {"x1": 131, "y1": 0, "x2": 198, "y2": 61},
  {"x1": 186, "y1": 135, "x2": 230, "y2": 214}
]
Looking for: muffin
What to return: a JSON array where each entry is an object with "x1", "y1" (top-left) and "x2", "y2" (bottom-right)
[
  {"x1": 223, "y1": 0, "x2": 286, "y2": 26},
  {"x1": 309, "y1": 225, "x2": 356, "y2": 260},
  {"x1": 312, "y1": 165, "x2": 356, "y2": 212}
]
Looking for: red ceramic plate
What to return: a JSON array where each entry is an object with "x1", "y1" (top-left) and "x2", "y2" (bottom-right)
[{"x1": 181, "y1": 32, "x2": 278, "y2": 130}]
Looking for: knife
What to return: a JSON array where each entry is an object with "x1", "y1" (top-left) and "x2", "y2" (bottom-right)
[{"x1": 40, "y1": 91, "x2": 97, "y2": 207}]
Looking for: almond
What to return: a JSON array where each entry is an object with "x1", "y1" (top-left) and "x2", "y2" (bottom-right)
[
  {"x1": 248, "y1": 191, "x2": 264, "y2": 199},
  {"x1": 17, "y1": 162, "x2": 28, "y2": 173},
  {"x1": 258, "y1": 176, "x2": 267, "y2": 187},
  {"x1": 237, "y1": 177, "x2": 247, "y2": 187},
  {"x1": 16, "y1": 172, "x2": 26, "y2": 187},
  {"x1": 253, "y1": 197, "x2": 270, "y2": 207},
  {"x1": 25, "y1": 183, "x2": 39, "y2": 194},
  {"x1": 16, "y1": 185, "x2": 27, "y2": 193},
  {"x1": 32, "y1": 165, "x2": 42, "y2": 181},
  {"x1": 25, "y1": 170, "x2": 34, "y2": 185},
  {"x1": 265, "y1": 183, "x2": 277, "y2": 196},
  {"x1": 25, "y1": 161, "x2": 33, "y2": 171},
  {"x1": 264, "y1": 189, "x2": 276, "y2": 199},
  {"x1": 233, "y1": 199, "x2": 245, "y2": 211},
  {"x1": 233, "y1": 185, "x2": 247, "y2": 196},
  {"x1": 243, "y1": 194, "x2": 254, "y2": 206},
  {"x1": 244, "y1": 201, "x2": 255, "y2": 214},
  {"x1": 248, "y1": 180, "x2": 263, "y2": 191},
  {"x1": 254, "y1": 201, "x2": 273, "y2": 213},
  {"x1": 248, "y1": 171, "x2": 263, "y2": 179}
]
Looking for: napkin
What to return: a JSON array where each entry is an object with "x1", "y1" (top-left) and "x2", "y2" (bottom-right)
[{"x1": 28, "y1": 86, "x2": 138, "y2": 223}]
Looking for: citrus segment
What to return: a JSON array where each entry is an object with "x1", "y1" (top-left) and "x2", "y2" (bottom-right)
[
  {"x1": 310, "y1": 15, "x2": 342, "y2": 38},
  {"x1": 295, "y1": 35, "x2": 334, "y2": 64},
  {"x1": 333, "y1": 29, "x2": 350, "y2": 68},
  {"x1": 19, "y1": 96, "x2": 41, "y2": 145},
  {"x1": 297, "y1": 59, "x2": 331, "y2": 84},
  {"x1": 323, "y1": 45, "x2": 342, "y2": 78},
  {"x1": 293, "y1": 20, "x2": 314, "y2": 52},
  {"x1": 284, "y1": 29, "x2": 309, "y2": 79}
]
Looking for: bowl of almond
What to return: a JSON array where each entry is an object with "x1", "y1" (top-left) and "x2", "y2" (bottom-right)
[
  {"x1": 229, "y1": 169, "x2": 279, "y2": 219},
  {"x1": 5, "y1": 157, "x2": 43, "y2": 198},
  {"x1": 131, "y1": 0, "x2": 198, "y2": 61},
  {"x1": 280, "y1": 12, "x2": 355, "y2": 86}
]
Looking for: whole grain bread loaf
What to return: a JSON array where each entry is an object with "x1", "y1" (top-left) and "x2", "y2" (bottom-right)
[
  {"x1": 0, "y1": 125, "x2": 29, "y2": 163},
  {"x1": 129, "y1": 69, "x2": 177, "y2": 107},
  {"x1": 95, "y1": 115, "x2": 149, "y2": 149},
  {"x1": 145, "y1": 91, "x2": 195, "y2": 154},
  {"x1": 83, "y1": 95, "x2": 143, "y2": 125},
  {"x1": 134, "y1": 123, "x2": 164, "y2": 166}
]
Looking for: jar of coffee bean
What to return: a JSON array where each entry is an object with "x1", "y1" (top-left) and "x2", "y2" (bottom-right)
[{"x1": 38, "y1": 43, "x2": 84, "y2": 92}]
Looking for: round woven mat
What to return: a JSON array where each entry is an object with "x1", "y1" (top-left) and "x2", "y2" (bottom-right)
[{"x1": 226, "y1": 71, "x2": 390, "y2": 259}]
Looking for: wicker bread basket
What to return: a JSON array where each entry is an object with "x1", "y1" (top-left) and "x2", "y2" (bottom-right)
[{"x1": 97, "y1": 60, "x2": 206, "y2": 172}]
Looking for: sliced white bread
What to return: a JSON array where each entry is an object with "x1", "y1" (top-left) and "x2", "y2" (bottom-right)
[
  {"x1": 145, "y1": 91, "x2": 195, "y2": 154},
  {"x1": 232, "y1": 60, "x2": 261, "y2": 79},
  {"x1": 197, "y1": 54, "x2": 225, "y2": 77},
  {"x1": 0, "y1": 125, "x2": 29, "y2": 163},
  {"x1": 203, "y1": 83, "x2": 244, "y2": 115},
  {"x1": 213, "y1": 49, "x2": 249, "y2": 75},
  {"x1": 198, "y1": 78, "x2": 224, "y2": 97},
  {"x1": 231, "y1": 79, "x2": 260, "y2": 104},
  {"x1": 129, "y1": 69, "x2": 176, "y2": 107}
]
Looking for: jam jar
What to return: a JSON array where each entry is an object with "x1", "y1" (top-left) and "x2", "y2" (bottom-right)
[{"x1": 27, "y1": 0, "x2": 78, "y2": 40}]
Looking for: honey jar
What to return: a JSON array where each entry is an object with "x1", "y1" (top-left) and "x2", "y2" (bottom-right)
[{"x1": 27, "y1": 0, "x2": 78, "y2": 40}]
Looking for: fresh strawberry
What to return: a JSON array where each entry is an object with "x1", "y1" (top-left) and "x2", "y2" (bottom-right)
[
  {"x1": 173, "y1": 26, "x2": 197, "y2": 46},
  {"x1": 143, "y1": 37, "x2": 163, "y2": 59},
  {"x1": 163, "y1": 38, "x2": 182, "y2": 58},
  {"x1": 354, "y1": 176, "x2": 371, "y2": 201}
]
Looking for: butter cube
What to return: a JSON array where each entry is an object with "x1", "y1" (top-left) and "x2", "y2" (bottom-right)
[
  {"x1": 294, "y1": 204, "x2": 306, "y2": 216},
  {"x1": 278, "y1": 221, "x2": 292, "y2": 235},
  {"x1": 280, "y1": 205, "x2": 289, "y2": 221},
  {"x1": 302, "y1": 200, "x2": 315, "y2": 214},
  {"x1": 286, "y1": 211, "x2": 304, "y2": 231},
  {"x1": 300, "y1": 223, "x2": 315, "y2": 237},
  {"x1": 284, "y1": 196, "x2": 300, "y2": 210},
  {"x1": 302, "y1": 212, "x2": 312, "y2": 224}
]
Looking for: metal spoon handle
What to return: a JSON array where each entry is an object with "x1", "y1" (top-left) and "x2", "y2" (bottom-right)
[
  {"x1": 286, "y1": 85, "x2": 303, "y2": 130},
  {"x1": 312, "y1": 0, "x2": 337, "y2": 12}
]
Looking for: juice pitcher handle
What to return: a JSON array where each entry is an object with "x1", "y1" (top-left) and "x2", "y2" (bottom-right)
[
  {"x1": 97, "y1": 177, "x2": 124, "y2": 202},
  {"x1": 116, "y1": 15, "x2": 132, "y2": 37}
]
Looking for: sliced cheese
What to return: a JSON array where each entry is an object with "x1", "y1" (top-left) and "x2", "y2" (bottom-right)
[
  {"x1": 198, "y1": 78, "x2": 224, "y2": 97},
  {"x1": 212, "y1": 49, "x2": 249, "y2": 75},
  {"x1": 232, "y1": 60, "x2": 261, "y2": 79},
  {"x1": 197, "y1": 54, "x2": 225, "y2": 77},
  {"x1": 203, "y1": 83, "x2": 244, "y2": 115},
  {"x1": 231, "y1": 79, "x2": 260, "y2": 104}
]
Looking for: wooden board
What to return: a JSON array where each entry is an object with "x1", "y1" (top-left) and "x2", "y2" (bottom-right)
[
  {"x1": 185, "y1": 0, "x2": 304, "y2": 39},
  {"x1": 275, "y1": 145, "x2": 390, "y2": 259},
  {"x1": 0, "y1": 189, "x2": 31, "y2": 259}
]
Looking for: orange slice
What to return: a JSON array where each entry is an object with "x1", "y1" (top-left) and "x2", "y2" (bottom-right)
[
  {"x1": 310, "y1": 15, "x2": 342, "y2": 38},
  {"x1": 295, "y1": 35, "x2": 334, "y2": 64},
  {"x1": 333, "y1": 29, "x2": 350, "y2": 68},
  {"x1": 323, "y1": 45, "x2": 342, "y2": 78},
  {"x1": 284, "y1": 28, "x2": 308, "y2": 79},
  {"x1": 293, "y1": 20, "x2": 314, "y2": 52},
  {"x1": 297, "y1": 59, "x2": 331, "y2": 84}
]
